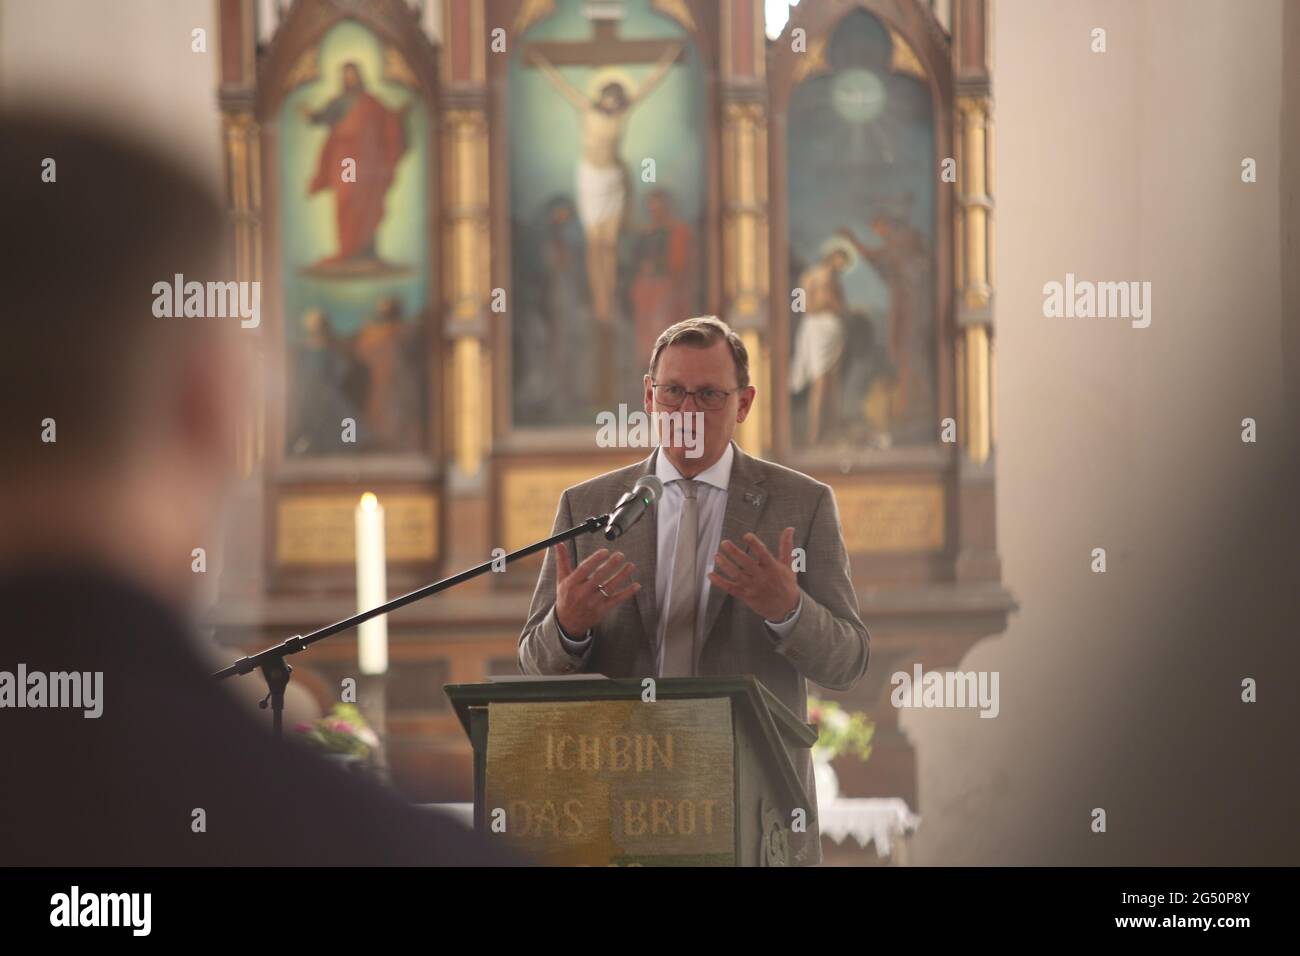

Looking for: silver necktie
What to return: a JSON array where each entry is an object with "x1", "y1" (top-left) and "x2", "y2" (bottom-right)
[{"x1": 660, "y1": 478, "x2": 699, "y2": 677}]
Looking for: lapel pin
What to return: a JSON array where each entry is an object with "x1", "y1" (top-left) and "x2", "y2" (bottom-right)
[{"x1": 743, "y1": 492, "x2": 762, "y2": 508}]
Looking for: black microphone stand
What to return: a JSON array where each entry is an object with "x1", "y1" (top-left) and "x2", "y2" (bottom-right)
[{"x1": 211, "y1": 513, "x2": 612, "y2": 739}]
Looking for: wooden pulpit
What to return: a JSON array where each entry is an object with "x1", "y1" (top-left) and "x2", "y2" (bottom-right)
[{"x1": 444, "y1": 676, "x2": 816, "y2": 866}]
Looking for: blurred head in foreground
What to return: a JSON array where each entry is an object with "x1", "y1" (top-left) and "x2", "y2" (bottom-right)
[
  {"x1": 0, "y1": 114, "x2": 518, "y2": 866},
  {"x1": 0, "y1": 112, "x2": 242, "y2": 612}
]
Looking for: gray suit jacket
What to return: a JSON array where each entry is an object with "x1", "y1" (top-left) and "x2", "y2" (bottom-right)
[{"x1": 517, "y1": 440, "x2": 870, "y2": 865}]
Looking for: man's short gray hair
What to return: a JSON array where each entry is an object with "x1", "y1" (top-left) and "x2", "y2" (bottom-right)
[{"x1": 648, "y1": 315, "x2": 751, "y2": 390}]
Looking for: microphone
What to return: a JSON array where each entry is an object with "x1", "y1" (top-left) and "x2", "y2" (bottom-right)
[{"x1": 604, "y1": 475, "x2": 663, "y2": 540}]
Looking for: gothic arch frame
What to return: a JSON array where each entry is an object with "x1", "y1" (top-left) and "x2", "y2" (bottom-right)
[
  {"x1": 255, "y1": 0, "x2": 446, "y2": 483},
  {"x1": 767, "y1": 0, "x2": 956, "y2": 468},
  {"x1": 485, "y1": 0, "x2": 725, "y2": 446}
]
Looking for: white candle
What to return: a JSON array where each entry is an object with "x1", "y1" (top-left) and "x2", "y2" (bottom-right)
[{"x1": 355, "y1": 492, "x2": 389, "y2": 675}]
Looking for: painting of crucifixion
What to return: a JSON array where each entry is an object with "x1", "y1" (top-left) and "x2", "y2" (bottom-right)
[{"x1": 508, "y1": 0, "x2": 707, "y2": 428}]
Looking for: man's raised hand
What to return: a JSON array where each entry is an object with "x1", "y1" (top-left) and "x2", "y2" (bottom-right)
[
  {"x1": 708, "y1": 526, "x2": 801, "y2": 623},
  {"x1": 554, "y1": 545, "x2": 640, "y2": 637}
]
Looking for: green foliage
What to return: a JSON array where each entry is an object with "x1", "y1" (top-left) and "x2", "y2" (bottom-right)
[{"x1": 807, "y1": 696, "x2": 874, "y2": 763}]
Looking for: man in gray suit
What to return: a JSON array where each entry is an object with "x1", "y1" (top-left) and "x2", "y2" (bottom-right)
[{"x1": 518, "y1": 315, "x2": 870, "y2": 865}]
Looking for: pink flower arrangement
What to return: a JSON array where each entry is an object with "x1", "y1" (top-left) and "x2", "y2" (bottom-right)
[{"x1": 295, "y1": 703, "x2": 380, "y2": 758}]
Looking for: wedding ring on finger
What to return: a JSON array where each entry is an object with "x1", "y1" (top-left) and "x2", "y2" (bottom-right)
[{"x1": 596, "y1": 583, "x2": 611, "y2": 598}]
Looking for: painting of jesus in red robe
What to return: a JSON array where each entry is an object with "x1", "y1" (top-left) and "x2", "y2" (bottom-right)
[{"x1": 300, "y1": 62, "x2": 411, "y2": 274}]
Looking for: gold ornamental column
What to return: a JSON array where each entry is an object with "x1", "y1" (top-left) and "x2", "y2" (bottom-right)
[
  {"x1": 720, "y1": 0, "x2": 770, "y2": 456},
  {"x1": 215, "y1": 0, "x2": 268, "y2": 600},
  {"x1": 952, "y1": 0, "x2": 1000, "y2": 582},
  {"x1": 443, "y1": 107, "x2": 490, "y2": 481},
  {"x1": 442, "y1": 0, "x2": 490, "y2": 483},
  {"x1": 955, "y1": 94, "x2": 994, "y2": 466},
  {"x1": 223, "y1": 108, "x2": 265, "y2": 479},
  {"x1": 217, "y1": 0, "x2": 263, "y2": 480}
]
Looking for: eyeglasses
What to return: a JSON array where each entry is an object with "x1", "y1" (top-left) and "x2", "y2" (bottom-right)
[{"x1": 650, "y1": 383, "x2": 737, "y2": 411}]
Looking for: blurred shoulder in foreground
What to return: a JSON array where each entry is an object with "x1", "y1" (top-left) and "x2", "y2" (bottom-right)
[{"x1": 0, "y1": 112, "x2": 524, "y2": 866}]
